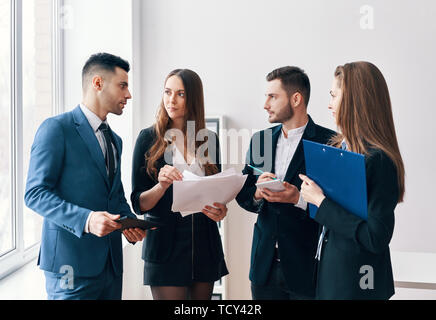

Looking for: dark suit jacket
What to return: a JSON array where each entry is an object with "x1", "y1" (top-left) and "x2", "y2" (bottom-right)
[
  {"x1": 314, "y1": 149, "x2": 398, "y2": 300},
  {"x1": 236, "y1": 115, "x2": 335, "y2": 297},
  {"x1": 130, "y1": 126, "x2": 224, "y2": 264},
  {"x1": 25, "y1": 106, "x2": 136, "y2": 278}
]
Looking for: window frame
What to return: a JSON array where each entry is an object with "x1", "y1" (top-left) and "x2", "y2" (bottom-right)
[{"x1": 0, "y1": 0, "x2": 64, "y2": 281}]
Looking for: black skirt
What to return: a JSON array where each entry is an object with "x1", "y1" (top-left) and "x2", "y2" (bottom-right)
[{"x1": 143, "y1": 212, "x2": 229, "y2": 286}]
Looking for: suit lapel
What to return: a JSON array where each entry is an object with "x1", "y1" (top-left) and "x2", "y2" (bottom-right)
[
  {"x1": 270, "y1": 125, "x2": 282, "y2": 174},
  {"x1": 283, "y1": 115, "x2": 316, "y2": 182},
  {"x1": 72, "y1": 106, "x2": 110, "y2": 189}
]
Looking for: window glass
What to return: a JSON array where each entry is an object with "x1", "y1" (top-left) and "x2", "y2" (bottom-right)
[{"x1": 0, "y1": 0, "x2": 13, "y2": 258}]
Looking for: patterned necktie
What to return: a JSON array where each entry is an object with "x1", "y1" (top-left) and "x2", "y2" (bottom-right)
[{"x1": 98, "y1": 123, "x2": 115, "y2": 186}]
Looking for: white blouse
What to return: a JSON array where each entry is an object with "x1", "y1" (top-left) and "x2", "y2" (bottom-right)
[{"x1": 172, "y1": 144, "x2": 205, "y2": 177}]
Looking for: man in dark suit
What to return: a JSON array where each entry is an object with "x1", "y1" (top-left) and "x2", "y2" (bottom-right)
[
  {"x1": 25, "y1": 53, "x2": 146, "y2": 300},
  {"x1": 236, "y1": 66, "x2": 335, "y2": 299}
]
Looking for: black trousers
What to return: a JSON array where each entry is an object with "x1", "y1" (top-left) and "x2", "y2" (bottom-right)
[{"x1": 251, "y1": 257, "x2": 313, "y2": 300}]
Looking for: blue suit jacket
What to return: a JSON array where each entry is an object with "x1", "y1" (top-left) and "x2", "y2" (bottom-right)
[{"x1": 25, "y1": 106, "x2": 136, "y2": 278}]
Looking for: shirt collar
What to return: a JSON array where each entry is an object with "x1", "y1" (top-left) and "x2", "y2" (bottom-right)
[
  {"x1": 80, "y1": 103, "x2": 107, "y2": 132},
  {"x1": 281, "y1": 122, "x2": 308, "y2": 140}
]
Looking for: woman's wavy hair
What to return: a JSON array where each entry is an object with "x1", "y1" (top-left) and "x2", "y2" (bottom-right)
[
  {"x1": 146, "y1": 69, "x2": 219, "y2": 180},
  {"x1": 330, "y1": 61, "x2": 405, "y2": 202}
]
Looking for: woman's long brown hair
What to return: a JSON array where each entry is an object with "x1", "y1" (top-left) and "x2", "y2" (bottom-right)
[
  {"x1": 146, "y1": 69, "x2": 219, "y2": 180},
  {"x1": 331, "y1": 62, "x2": 405, "y2": 202}
]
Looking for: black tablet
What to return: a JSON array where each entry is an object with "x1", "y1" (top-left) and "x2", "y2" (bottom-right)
[{"x1": 117, "y1": 216, "x2": 164, "y2": 231}]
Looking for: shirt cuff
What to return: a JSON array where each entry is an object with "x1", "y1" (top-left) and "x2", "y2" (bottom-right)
[
  {"x1": 253, "y1": 196, "x2": 264, "y2": 206},
  {"x1": 294, "y1": 193, "x2": 308, "y2": 211},
  {"x1": 84, "y1": 211, "x2": 94, "y2": 233}
]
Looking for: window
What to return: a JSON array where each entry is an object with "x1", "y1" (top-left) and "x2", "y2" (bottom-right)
[
  {"x1": 0, "y1": 0, "x2": 62, "y2": 280},
  {"x1": 0, "y1": 0, "x2": 13, "y2": 259},
  {"x1": 22, "y1": 0, "x2": 54, "y2": 249}
]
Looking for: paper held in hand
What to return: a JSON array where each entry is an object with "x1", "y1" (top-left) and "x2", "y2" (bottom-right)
[{"x1": 171, "y1": 168, "x2": 248, "y2": 217}]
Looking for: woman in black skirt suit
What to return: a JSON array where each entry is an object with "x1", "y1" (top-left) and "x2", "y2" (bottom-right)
[
  {"x1": 299, "y1": 62, "x2": 405, "y2": 300},
  {"x1": 131, "y1": 69, "x2": 228, "y2": 300}
]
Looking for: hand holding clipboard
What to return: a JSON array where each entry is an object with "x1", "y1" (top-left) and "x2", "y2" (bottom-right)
[{"x1": 301, "y1": 140, "x2": 368, "y2": 220}]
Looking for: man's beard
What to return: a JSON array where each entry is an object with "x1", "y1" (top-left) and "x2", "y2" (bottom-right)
[{"x1": 269, "y1": 102, "x2": 293, "y2": 124}]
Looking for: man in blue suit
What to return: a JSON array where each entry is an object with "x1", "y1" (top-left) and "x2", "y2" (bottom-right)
[{"x1": 25, "y1": 53, "x2": 146, "y2": 300}]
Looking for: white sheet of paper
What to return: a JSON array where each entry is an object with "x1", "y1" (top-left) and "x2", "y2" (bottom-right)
[
  {"x1": 172, "y1": 168, "x2": 248, "y2": 217},
  {"x1": 255, "y1": 179, "x2": 286, "y2": 192}
]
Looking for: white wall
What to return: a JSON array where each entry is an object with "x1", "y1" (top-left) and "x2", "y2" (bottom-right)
[{"x1": 136, "y1": 0, "x2": 436, "y2": 299}]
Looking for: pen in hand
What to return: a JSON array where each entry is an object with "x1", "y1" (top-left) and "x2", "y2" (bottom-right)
[{"x1": 248, "y1": 165, "x2": 280, "y2": 181}]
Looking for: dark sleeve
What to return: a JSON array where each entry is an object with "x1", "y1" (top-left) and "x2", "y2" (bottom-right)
[
  {"x1": 130, "y1": 129, "x2": 156, "y2": 215},
  {"x1": 314, "y1": 151, "x2": 398, "y2": 254},
  {"x1": 235, "y1": 133, "x2": 264, "y2": 214}
]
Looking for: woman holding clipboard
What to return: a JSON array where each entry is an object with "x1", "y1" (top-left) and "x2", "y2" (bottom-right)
[
  {"x1": 131, "y1": 69, "x2": 228, "y2": 300},
  {"x1": 299, "y1": 62, "x2": 405, "y2": 300}
]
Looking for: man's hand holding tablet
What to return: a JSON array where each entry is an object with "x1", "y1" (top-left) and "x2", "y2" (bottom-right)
[{"x1": 251, "y1": 166, "x2": 300, "y2": 205}]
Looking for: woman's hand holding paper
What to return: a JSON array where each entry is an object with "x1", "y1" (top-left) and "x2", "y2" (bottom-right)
[{"x1": 202, "y1": 202, "x2": 228, "y2": 222}]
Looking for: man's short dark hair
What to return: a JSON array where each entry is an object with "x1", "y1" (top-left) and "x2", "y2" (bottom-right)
[
  {"x1": 266, "y1": 66, "x2": 311, "y2": 107},
  {"x1": 82, "y1": 53, "x2": 130, "y2": 87}
]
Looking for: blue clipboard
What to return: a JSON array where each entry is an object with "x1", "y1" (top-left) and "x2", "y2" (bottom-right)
[{"x1": 303, "y1": 140, "x2": 368, "y2": 221}]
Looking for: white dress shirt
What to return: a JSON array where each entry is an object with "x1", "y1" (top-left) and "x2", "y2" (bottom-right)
[
  {"x1": 275, "y1": 123, "x2": 308, "y2": 210},
  {"x1": 80, "y1": 104, "x2": 118, "y2": 233}
]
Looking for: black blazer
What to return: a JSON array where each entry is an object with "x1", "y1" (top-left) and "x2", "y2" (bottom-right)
[
  {"x1": 314, "y1": 149, "x2": 398, "y2": 300},
  {"x1": 131, "y1": 126, "x2": 224, "y2": 263},
  {"x1": 236, "y1": 115, "x2": 335, "y2": 298}
]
